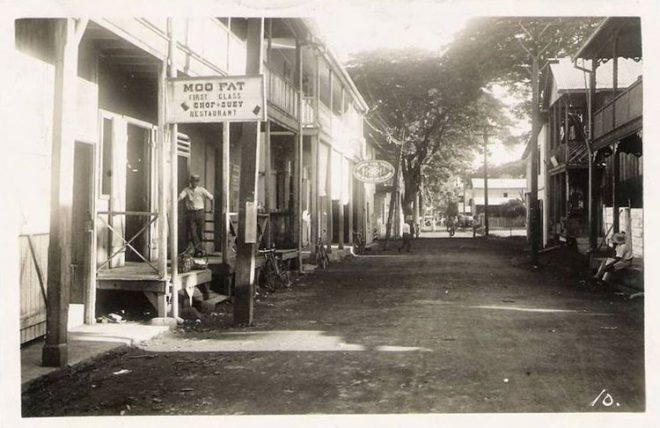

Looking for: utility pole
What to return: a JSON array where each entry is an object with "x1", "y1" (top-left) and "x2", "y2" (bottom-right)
[
  {"x1": 529, "y1": 54, "x2": 540, "y2": 265},
  {"x1": 483, "y1": 132, "x2": 490, "y2": 237}
]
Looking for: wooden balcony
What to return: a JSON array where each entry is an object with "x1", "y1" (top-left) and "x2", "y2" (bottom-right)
[
  {"x1": 265, "y1": 66, "x2": 298, "y2": 120},
  {"x1": 593, "y1": 77, "x2": 643, "y2": 146}
]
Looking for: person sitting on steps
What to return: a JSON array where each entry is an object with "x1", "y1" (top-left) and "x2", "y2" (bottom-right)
[{"x1": 592, "y1": 232, "x2": 633, "y2": 285}]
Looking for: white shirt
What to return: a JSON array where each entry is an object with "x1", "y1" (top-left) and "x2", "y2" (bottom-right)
[
  {"x1": 402, "y1": 222, "x2": 411, "y2": 235},
  {"x1": 178, "y1": 186, "x2": 213, "y2": 211},
  {"x1": 615, "y1": 243, "x2": 633, "y2": 261}
]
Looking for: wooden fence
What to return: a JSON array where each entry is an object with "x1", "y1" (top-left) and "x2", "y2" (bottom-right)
[{"x1": 19, "y1": 233, "x2": 49, "y2": 344}]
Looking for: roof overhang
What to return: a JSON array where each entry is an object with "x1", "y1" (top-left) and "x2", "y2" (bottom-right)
[{"x1": 573, "y1": 17, "x2": 641, "y2": 61}]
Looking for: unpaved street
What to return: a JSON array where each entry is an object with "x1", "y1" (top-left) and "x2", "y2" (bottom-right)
[{"x1": 22, "y1": 237, "x2": 644, "y2": 415}]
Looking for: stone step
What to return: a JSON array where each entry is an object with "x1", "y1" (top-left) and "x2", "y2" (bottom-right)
[{"x1": 198, "y1": 291, "x2": 230, "y2": 313}]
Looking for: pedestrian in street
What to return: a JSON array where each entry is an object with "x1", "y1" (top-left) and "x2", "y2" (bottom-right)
[
  {"x1": 399, "y1": 219, "x2": 413, "y2": 253},
  {"x1": 592, "y1": 232, "x2": 633, "y2": 284},
  {"x1": 178, "y1": 174, "x2": 214, "y2": 257}
]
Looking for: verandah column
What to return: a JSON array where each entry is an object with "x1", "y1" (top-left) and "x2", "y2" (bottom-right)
[
  {"x1": 167, "y1": 18, "x2": 180, "y2": 320},
  {"x1": 43, "y1": 18, "x2": 88, "y2": 367},
  {"x1": 234, "y1": 18, "x2": 264, "y2": 325}
]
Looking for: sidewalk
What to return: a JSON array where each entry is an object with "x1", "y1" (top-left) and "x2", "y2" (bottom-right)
[{"x1": 21, "y1": 321, "x2": 172, "y2": 388}]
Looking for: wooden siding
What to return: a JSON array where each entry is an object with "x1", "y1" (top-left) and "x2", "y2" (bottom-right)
[
  {"x1": 97, "y1": 18, "x2": 246, "y2": 77},
  {"x1": 20, "y1": 234, "x2": 49, "y2": 344}
]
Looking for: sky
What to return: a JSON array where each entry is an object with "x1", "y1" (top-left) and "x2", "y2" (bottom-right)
[{"x1": 313, "y1": 0, "x2": 528, "y2": 168}]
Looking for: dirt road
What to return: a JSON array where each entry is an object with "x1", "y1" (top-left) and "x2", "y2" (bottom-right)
[{"x1": 22, "y1": 237, "x2": 644, "y2": 415}]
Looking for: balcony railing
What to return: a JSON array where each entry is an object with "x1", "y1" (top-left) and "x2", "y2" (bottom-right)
[
  {"x1": 548, "y1": 140, "x2": 589, "y2": 168},
  {"x1": 265, "y1": 67, "x2": 298, "y2": 119},
  {"x1": 593, "y1": 77, "x2": 643, "y2": 142}
]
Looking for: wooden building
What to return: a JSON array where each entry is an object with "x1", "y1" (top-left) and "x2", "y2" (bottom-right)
[
  {"x1": 12, "y1": 18, "x2": 371, "y2": 361},
  {"x1": 523, "y1": 56, "x2": 641, "y2": 250},
  {"x1": 573, "y1": 17, "x2": 643, "y2": 259}
]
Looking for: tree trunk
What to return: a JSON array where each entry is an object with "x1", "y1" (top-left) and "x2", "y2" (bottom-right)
[{"x1": 401, "y1": 161, "x2": 421, "y2": 222}]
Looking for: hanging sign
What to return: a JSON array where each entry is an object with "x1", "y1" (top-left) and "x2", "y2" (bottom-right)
[
  {"x1": 166, "y1": 75, "x2": 266, "y2": 123},
  {"x1": 353, "y1": 159, "x2": 395, "y2": 184}
]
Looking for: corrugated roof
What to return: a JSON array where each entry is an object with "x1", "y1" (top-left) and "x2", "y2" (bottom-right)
[
  {"x1": 471, "y1": 178, "x2": 526, "y2": 189},
  {"x1": 549, "y1": 57, "x2": 642, "y2": 92}
]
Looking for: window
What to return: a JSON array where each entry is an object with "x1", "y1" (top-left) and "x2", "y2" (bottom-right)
[{"x1": 503, "y1": 192, "x2": 508, "y2": 198}]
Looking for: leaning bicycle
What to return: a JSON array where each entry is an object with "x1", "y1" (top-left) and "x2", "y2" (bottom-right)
[{"x1": 258, "y1": 248, "x2": 291, "y2": 292}]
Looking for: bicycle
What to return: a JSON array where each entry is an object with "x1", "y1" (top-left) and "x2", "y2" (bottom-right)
[
  {"x1": 257, "y1": 247, "x2": 291, "y2": 292},
  {"x1": 315, "y1": 239, "x2": 330, "y2": 270},
  {"x1": 352, "y1": 231, "x2": 366, "y2": 255}
]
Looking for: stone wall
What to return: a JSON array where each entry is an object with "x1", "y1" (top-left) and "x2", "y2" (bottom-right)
[{"x1": 603, "y1": 207, "x2": 643, "y2": 258}]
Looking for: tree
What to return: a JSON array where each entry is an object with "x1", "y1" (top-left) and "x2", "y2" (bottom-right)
[
  {"x1": 347, "y1": 17, "x2": 599, "y2": 235},
  {"x1": 348, "y1": 49, "x2": 511, "y2": 221}
]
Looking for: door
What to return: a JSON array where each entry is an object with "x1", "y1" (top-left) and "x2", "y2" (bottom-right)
[
  {"x1": 177, "y1": 134, "x2": 191, "y2": 253},
  {"x1": 71, "y1": 141, "x2": 94, "y2": 304},
  {"x1": 125, "y1": 124, "x2": 151, "y2": 262}
]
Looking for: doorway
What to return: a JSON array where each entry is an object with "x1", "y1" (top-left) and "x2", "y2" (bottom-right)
[{"x1": 125, "y1": 124, "x2": 152, "y2": 262}]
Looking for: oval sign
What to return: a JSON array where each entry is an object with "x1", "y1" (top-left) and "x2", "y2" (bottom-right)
[{"x1": 353, "y1": 160, "x2": 395, "y2": 184}]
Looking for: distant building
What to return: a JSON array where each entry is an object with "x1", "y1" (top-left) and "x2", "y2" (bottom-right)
[{"x1": 465, "y1": 178, "x2": 527, "y2": 217}]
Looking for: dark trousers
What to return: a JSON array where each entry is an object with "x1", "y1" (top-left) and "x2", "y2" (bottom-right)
[{"x1": 186, "y1": 209, "x2": 205, "y2": 254}]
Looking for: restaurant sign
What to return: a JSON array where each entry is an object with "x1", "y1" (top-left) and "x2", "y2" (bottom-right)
[
  {"x1": 353, "y1": 159, "x2": 395, "y2": 184},
  {"x1": 166, "y1": 75, "x2": 266, "y2": 123}
]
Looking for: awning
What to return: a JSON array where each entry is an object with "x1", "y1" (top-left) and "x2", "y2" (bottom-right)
[{"x1": 573, "y1": 17, "x2": 641, "y2": 61}]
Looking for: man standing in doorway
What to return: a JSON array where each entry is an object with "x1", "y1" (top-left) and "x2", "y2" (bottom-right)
[{"x1": 178, "y1": 174, "x2": 213, "y2": 257}]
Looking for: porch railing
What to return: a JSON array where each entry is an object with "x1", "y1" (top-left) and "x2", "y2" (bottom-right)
[
  {"x1": 265, "y1": 67, "x2": 298, "y2": 119},
  {"x1": 593, "y1": 77, "x2": 643, "y2": 142},
  {"x1": 96, "y1": 211, "x2": 160, "y2": 274}
]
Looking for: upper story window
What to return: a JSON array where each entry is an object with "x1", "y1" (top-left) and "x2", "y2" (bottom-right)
[{"x1": 503, "y1": 192, "x2": 508, "y2": 198}]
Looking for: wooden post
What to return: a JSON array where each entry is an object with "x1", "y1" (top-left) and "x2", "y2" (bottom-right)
[
  {"x1": 347, "y1": 160, "x2": 354, "y2": 245},
  {"x1": 234, "y1": 18, "x2": 264, "y2": 325},
  {"x1": 338, "y1": 160, "x2": 345, "y2": 250},
  {"x1": 158, "y1": 61, "x2": 168, "y2": 279},
  {"x1": 43, "y1": 18, "x2": 86, "y2": 367},
  {"x1": 217, "y1": 123, "x2": 230, "y2": 263},
  {"x1": 611, "y1": 32, "x2": 619, "y2": 234},
  {"x1": 483, "y1": 133, "x2": 490, "y2": 237},
  {"x1": 310, "y1": 53, "x2": 320, "y2": 255},
  {"x1": 326, "y1": 150, "x2": 333, "y2": 253},
  {"x1": 296, "y1": 38, "x2": 304, "y2": 268},
  {"x1": 264, "y1": 120, "x2": 272, "y2": 247},
  {"x1": 310, "y1": 136, "x2": 318, "y2": 253},
  {"x1": 612, "y1": 143, "x2": 620, "y2": 233},
  {"x1": 529, "y1": 54, "x2": 540, "y2": 263},
  {"x1": 565, "y1": 171, "x2": 570, "y2": 219},
  {"x1": 588, "y1": 60, "x2": 598, "y2": 251},
  {"x1": 167, "y1": 19, "x2": 180, "y2": 320}
]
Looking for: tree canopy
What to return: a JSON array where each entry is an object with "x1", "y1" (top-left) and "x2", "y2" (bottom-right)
[{"x1": 347, "y1": 17, "x2": 600, "y2": 219}]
